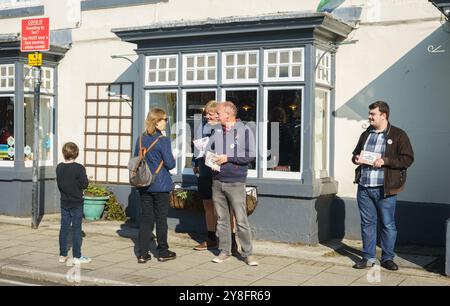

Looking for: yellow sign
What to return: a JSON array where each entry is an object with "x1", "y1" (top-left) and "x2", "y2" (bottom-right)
[{"x1": 28, "y1": 53, "x2": 42, "y2": 66}]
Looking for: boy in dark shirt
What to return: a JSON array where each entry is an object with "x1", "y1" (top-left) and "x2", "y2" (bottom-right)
[{"x1": 56, "y1": 142, "x2": 91, "y2": 265}]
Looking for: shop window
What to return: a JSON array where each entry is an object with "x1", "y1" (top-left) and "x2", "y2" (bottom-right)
[
  {"x1": 146, "y1": 90, "x2": 178, "y2": 174},
  {"x1": 84, "y1": 83, "x2": 133, "y2": 183},
  {"x1": 263, "y1": 88, "x2": 302, "y2": 178},
  {"x1": 0, "y1": 0, "x2": 40, "y2": 9},
  {"x1": 315, "y1": 89, "x2": 329, "y2": 178},
  {"x1": 24, "y1": 66, "x2": 54, "y2": 94},
  {"x1": 223, "y1": 88, "x2": 258, "y2": 177},
  {"x1": 0, "y1": 64, "x2": 14, "y2": 91},
  {"x1": 264, "y1": 48, "x2": 304, "y2": 82},
  {"x1": 0, "y1": 96, "x2": 14, "y2": 163},
  {"x1": 222, "y1": 51, "x2": 258, "y2": 84},
  {"x1": 24, "y1": 95, "x2": 53, "y2": 166},
  {"x1": 183, "y1": 53, "x2": 216, "y2": 85},
  {"x1": 183, "y1": 90, "x2": 216, "y2": 170},
  {"x1": 145, "y1": 55, "x2": 178, "y2": 86},
  {"x1": 316, "y1": 49, "x2": 331, "y2": 85}
]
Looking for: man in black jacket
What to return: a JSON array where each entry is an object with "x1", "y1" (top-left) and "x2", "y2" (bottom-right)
[{"x1": 351, "y1": 101, "x2": 414, "y2": 271}]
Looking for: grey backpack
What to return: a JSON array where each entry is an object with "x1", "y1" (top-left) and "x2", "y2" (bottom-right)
[{"x1": 128, "y1": 135, "x2": 164, "y2": 187}]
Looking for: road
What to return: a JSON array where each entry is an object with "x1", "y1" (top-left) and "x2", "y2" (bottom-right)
[{"x1": 0, "y1": 276, "x2": 59, "y2": 286}]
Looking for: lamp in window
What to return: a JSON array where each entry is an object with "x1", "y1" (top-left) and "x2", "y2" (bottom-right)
[
  {"x1": 429, "y1": 0, "x2": 450, "y2": 20},
  {"x1": 288, "y1": 104, "x2": 298, "y2": 112},
  {"x1": 242, "y1": 104, "x2": 251, "y2": 112}
]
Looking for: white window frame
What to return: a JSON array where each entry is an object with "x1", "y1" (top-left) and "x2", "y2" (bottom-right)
[
  {"x1": 182, "y1": 52, "x2": 217, "y2": 85},
  {"x1": 262, "y1": 86, "x2": 304, "y2": 180},
  {"x1": 0, "y1": 94, "x2": 14, "y2": 167},
  {"x1": 145, "y1": 55, "x2": 178, "y2": 86},
  {"x1": 0, "y1": 0, "x2": 41, "y2": 9},
  {"x1": 24, "y1": 66, "x2": 54, "y2": 94},
  {"x1": 263, "y1": 48, "x2": 304, "y2": 82},
  {"x1": 221, "y1": 87, "x2": 258, "y2": 179},
  {"x1": 315, "y1": 49, "x2": 331, "y2": 85},
  {"x1": 24, "y1": 95, "x2": 54, "y2": 167},
  {"x1": 221, "y1": 50, "x2": 259, "y2": 84},
  {"x1": 181, "y1": 88, "x2": 217, "y2": 175},
  {"x1": 0, "y1": 64, "x2": 15, "y2": 91},
  {"x1": 314, "y1": 88, "x2": 331, "y2": 179},
  {"x1": 145, "y1": 89, "x2": 178, "y2": 175}
]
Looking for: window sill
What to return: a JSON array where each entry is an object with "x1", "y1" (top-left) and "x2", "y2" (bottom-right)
[{"x1": 0, "y1": 5, "x2": 43, "y2": 19}]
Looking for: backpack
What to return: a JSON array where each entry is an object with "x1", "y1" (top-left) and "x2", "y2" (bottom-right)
[{"x1": 128, "y1": 134, "x2": 164, "y2": 188}]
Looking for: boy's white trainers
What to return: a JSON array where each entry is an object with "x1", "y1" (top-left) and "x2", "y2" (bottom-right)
[
  {"x1": 73, "y1": 256, "x2": 92, "y2": 265},
  {"x1": 244, "y1": 255, "x2": 258, "y2": 266},
  {"x1": 58, "y1": 256, "x2": 68, "y2": 263},
  {"x1": 212, "y1": 252, "x2": 230, "y2": 263}
]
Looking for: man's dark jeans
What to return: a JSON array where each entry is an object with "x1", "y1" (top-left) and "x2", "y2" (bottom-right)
[
  {"x1": 138, "y1": 192, "x2": 170, "y2": 257},
  {"x1": 59, "y1": 206, "x2": 83, "y2": 258}
]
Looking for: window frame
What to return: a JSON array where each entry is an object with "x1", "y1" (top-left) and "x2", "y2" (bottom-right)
[
  {"x1": 0, "y1": 94, "x2": 14, "y2": 167},
  {"x1": 315, "y1": 49, "x2": 331, "y2": 86},
  {"x1": 181, "y1": 88, "x2": 217, "y2": 175},
  {"x1": 0, "y1": 0, "x2": 41, "y2": 9},
  {"x1": 314, "y1": 87, "x2": 331, "y2": 179},
  {"x1": 145, "y1": 89, "x2": 179, "y2": 175},
  {"x1": 144, "y1": 55, "x2": 178, "y2": 86},
  {"x1": 0, "y1": 64, "x2": 15, "y2": 92},
  {"x1": 221, "y1": 50, "x2": 259, "y2": 84},
  {"x1": 262, "y1": 86, "x2": 304, "y2": 180},
  {"x1": 263, "y1": 48, "x2": 305, "y2": 82},
  {"x1": 182, "y1": 52, "x2": 217, "y2": 85},
  {"x1": 24, "y1": 65, "x2": 54, "y2": 94},
  {"x1": 221, "y1": 87, "x2": 259, "y2": 179},
  {"x1": 24, "y1": 94, "x2": 54, "y2": 167}
]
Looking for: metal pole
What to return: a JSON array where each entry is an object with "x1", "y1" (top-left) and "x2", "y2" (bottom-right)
[{"x1": 31, "y1": 64, "x2": 41, "y2": 229}]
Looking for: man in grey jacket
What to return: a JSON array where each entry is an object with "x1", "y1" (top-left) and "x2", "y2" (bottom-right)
[{"x1": 208, "y1": 101, "x2": 258, "y2": 266}]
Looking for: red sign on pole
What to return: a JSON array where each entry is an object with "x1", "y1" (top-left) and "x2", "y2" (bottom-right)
[{"x1": 21, "y1": 17, "x2": 50, "y2": 52}]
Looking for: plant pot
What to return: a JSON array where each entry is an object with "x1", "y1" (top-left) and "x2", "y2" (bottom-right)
[{"x1": 83, "y1": 196, "x2": 109, "y2": 220}]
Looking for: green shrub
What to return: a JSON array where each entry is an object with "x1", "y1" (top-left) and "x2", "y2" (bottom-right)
[{"x1": 104, "y1": 195, "x2": 127, "y2": 221}]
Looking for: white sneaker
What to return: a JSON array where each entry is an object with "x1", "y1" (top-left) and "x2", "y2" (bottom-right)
[
  {"x1": 212, "y1": 252, "x2": 230, "y2": 263},
  {"x1": 73, "y1": 256, "x2": 92, "y2": 265},
  {"x1": 58, "y1": 256, "x2": 67, "y2": 263},
  {"x1": 244, "y1": 255, "x2": 258, "y2": 266}
]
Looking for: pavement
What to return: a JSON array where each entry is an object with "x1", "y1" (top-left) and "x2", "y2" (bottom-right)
[{"x1": 0, "y1": 214, "x2": 449, "y2": 286}]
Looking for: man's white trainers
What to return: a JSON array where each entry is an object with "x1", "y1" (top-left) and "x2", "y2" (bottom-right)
[
  {"x1": 244, "y1": 255, "x2": 258, "y2": 266},
  {"x1": 73, "y1": 256, "x2": 92, "y2": 264},
  {"x1": 212, "y1": 252, "x2": 230, "y2": 263},
  {"x1": 58, "y1": 256, "x2": 67, "y2": 263}
]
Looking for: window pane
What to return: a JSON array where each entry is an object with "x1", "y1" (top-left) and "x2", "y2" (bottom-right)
[
  {"x1": 248, "y1": 67, "x2": 257, "y2": 79},
  {"x1": 249, "y1": 53, "x2": 257, "y2": 65},
  {"x1": 292, "y1": 65, "x2": 301, "y2": 77},
  {"x1": 268, "y1": 52, "x2": 277, "y2": 64},
  {"x1": 149, "y1": 72, "x2": 156, "y2": 82},
  {"x1": 315, "y1": 90, "x2": 328, "y2": 174},
  {"x1": 149, "y1": 92, "x2": 177, "y2": 153},
  {"x1": 158, "y1": 71, "x2": 166, "y2": 82},
  {"x1": 237, "y1": 68, "x2": 245, "y2": 79},
  {"x1": 185, "y1": 91, "x2": 216, "y2": 168},
  {"x1": 226, "y1": 68, "x2": 234, "y2": 79},
  {"x1": 0, "y1": 67, "x2": 5, "y2": 75},
  {"x1": 8, "y1": 66, "x2": 14, "y2": 75},
  {"x1": 207, "y1": 56, "x2": 215, "y2": 67},
  {"x1": 187, "y1": 70, "x2": 194, "y2": 81},
  {"x1": 168, "y1": 70, "x2": 176, "y2": 81},
  {"x1": 226, "y1": 55, "x2": 234, "y2": 66},
  {"x1": 159, "y1": 58, "x2": 167, "y2": 69},
  {"x1": 24, "y1": 96, "x2": 53, "y2": 162},
  {"x1": 197, "y1": 70, "x2": 205, "y2": 80},
  {"x1": 266, "y1": 89, "x2": 301, "y2": 172},
  {"x1": 225, "y1": 90, "x2": 257, "y2": 170},
  {"x1": 237, "y1": 54, "x2": 245, "y2": 65},
  {"x1": 268, "y1": 67, "x2": 277, "y2": 78},
  {"x1": 279, "y1": 66, "x2": 289, "y2": 78},
  {"x1": 197, "y1": 56, "x2": 205, "y2": 67},
  {"x1": 149, "y1": 59, "x2": 157, "y2": 70},
  {"x1": 8, "y1": 78, "x2": 14, "y2": 88},
  {"x1": 280, "y1": 51, "x2": 289, "y2": 64},
  {"x1": 0, "y1": 96, "x2": 14, "y2": 161},
  {"x1": 186, "y1": 57, "x2": 194, "y2": 68},
  {"x1": 169, "y1": 58, "x2": 176, "y2": 69},
  {"x1": 292, "y1": 51, "x2": 301, "y2": 63},
  {"x1": 207, "y1": 69, "x2": 215, "y2": 80},
  {"x1": 0, "y1": 79, "x2": 5, "y2": 87}
]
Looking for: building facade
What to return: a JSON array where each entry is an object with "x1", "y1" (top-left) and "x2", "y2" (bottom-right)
[{"x1": 0, "y1": 0, "x2": 449, "y2": 246}]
